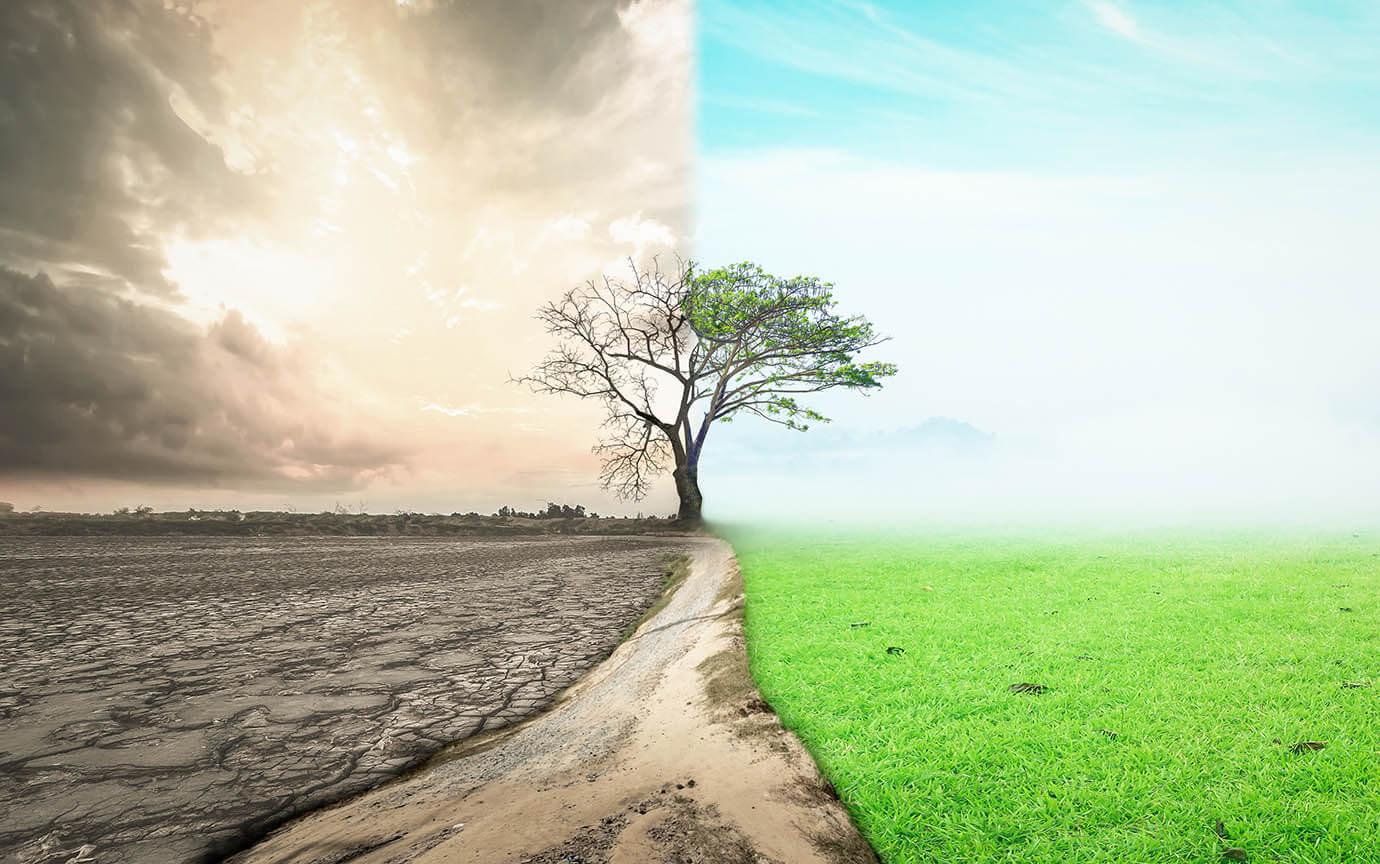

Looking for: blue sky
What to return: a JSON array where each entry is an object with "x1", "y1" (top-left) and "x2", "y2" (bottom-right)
[
  {"x1": 700, "y1": 0, "x2": 1380, "y2": 171},
  {"x1": 695, "y1": 1, "x2": 1380, "y2": 522}
]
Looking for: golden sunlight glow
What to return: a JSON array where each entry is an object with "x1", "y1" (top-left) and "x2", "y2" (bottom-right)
[{"x1": 161, "y1": 237, "x2": 333, "y2": 341}]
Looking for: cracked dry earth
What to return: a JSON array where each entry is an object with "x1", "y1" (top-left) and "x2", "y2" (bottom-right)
[{"x1": 0, "y1": 535, "x2": 693, "y2": 864}]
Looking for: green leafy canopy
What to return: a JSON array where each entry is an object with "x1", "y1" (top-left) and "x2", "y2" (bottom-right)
[{"x1": 685, "y1": 261, "x2": 897, "y2": 431}]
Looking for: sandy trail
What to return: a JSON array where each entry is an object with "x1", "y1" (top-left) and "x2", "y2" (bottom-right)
[{"x1": 228, "y1": 536, "x2": 875, "y2": 864}]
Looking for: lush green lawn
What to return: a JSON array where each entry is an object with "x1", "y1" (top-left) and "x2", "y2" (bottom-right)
[{"x1": 726, "y1": 528, "x2": 1380, "y2": 863}]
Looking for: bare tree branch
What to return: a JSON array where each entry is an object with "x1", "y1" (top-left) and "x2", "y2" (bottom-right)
[{"x1": 517, "y1": 259, "x2": 896, "y2": 517}]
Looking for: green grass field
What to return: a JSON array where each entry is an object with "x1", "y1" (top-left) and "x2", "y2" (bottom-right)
[{"x1": 727, "y1": 528, "x2": 1380, "y2": 863}]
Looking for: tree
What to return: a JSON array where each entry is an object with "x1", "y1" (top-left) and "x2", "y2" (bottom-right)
[
  {"x1": 0, "y1": 501, "x2": 13, "y2": 515},
  {"x1": 519, "y1": 260, "x2": 896, "y2": 522}
]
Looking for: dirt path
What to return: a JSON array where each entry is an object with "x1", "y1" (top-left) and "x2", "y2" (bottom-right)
[{"x1": 228, "y1": 536, "x2": 876, "y2": 864}]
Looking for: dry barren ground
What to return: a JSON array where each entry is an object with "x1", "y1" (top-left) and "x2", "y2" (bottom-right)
[
  {"x1": 0, "y1": 536, "x2": 692, "y2": 864},
  {"x1": 229, "y1": 537, "x2": 875, "y2": 864}
]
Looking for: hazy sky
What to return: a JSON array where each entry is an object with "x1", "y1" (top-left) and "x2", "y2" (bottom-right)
[
  {"x1": 697, "y1": 0, "x2": 1380, "y2": 523},
  {"x1": 0, "y1": 0, "x2": 689, "y2": 514}
]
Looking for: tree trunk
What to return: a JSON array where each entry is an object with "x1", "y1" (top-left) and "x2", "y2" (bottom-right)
[{"x1": 673, "y1": 460, "x2": 703, "y2": 523}]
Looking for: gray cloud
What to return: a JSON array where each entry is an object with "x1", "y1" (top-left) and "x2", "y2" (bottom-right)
[
  {"x1": 0, "y1": 267, "x2": 401, "y2": 488},
  {"x1": 0, "y1": 1, "x2": 404, "y2": 491},
  {"x1": 344, "y1": 0, "x2": 689, "y2": 224},
  {"x1": 413, "y1": 1, "x2": 626, "y2": 110},
  {"x1": 0, "y1": 0, "x2": 251, "y2": 295}
]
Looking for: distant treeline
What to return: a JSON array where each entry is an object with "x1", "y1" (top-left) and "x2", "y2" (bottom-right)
[
  {"x1": 496, "y1": 503, "x2": 595, "y2": 519},
  {"x1": 0, "y1": 503, "x2": 689, "y2": 537}
]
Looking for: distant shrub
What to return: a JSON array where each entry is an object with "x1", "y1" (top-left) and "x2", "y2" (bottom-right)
[
  {"x1": 0, "y1": 501, "x2": 13, "y2": 514},
  {"x1": 493, "y1": 503, "x2": 597, "y2": 519}
]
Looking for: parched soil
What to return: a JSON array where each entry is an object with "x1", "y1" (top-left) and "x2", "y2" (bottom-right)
[
  {"x1": 228, "y1": 538, "x2": 876, "y2": 864},
  {"x1": 0, "y1": 536, "x2": 693, "y2": 864}
]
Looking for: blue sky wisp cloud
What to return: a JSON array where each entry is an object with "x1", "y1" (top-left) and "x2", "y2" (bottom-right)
[
  {"x1": 696, "y1": 1, "x2": 1380, "y2": 523},
  {"x1": 700, "y1": 0, "x2": 1380, "y2": 170}
]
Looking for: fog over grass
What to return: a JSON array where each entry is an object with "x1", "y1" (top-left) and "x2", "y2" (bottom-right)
[{"x1": 696, "y1": 156, "x2": 1380, "y2": 526}]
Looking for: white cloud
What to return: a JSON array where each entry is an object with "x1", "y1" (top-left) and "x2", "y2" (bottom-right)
[
  {"x1": 618, "y1": 0, "x2": 689, "y2": 61},
  {"x1": 702, "y1": 92, "x2": 820, "y2": 118},
  {"x1": 368, "y1": 164, "x2": 401, "y2": 192},
  {"x1": 454, "y1": 285, "x2": 501, "y2": 311},
  {"x1": 608, "y1": 212, "x2": 676, "y2": 257},
  {"x1": 420, "y1": 401, "x2": 485, "y2": 418},
  {"x1": 387, "y1": 141, "x2": 419, "y2": 168},
  {"x1": 462, "y1": 226, "x2": 494, "y2": 261},
  {"x1": 1085, "y1": 0, "x2": 1144, "y2": 43},
  {"x1": 443, "y1": 286, "x2": 501, "y2": 328},
  {"x1": 541, "y1": 212, "x2": 595, "y2": 241}
]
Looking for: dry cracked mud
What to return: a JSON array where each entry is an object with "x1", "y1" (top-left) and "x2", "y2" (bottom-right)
[{"x1": 0, "y1": 535, "x2": 693, "y2": 864}]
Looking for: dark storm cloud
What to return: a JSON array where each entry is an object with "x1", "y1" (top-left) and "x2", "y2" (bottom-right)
[
  {"x1": 0, "y1": 267, "x2": 401, "y2": 487},
  {"x1": 0, "y1": 1, "x2": 406, "y2": 489},
  {"x1": 0, "y1": 0, "x2": 250, "y2": 295}
]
